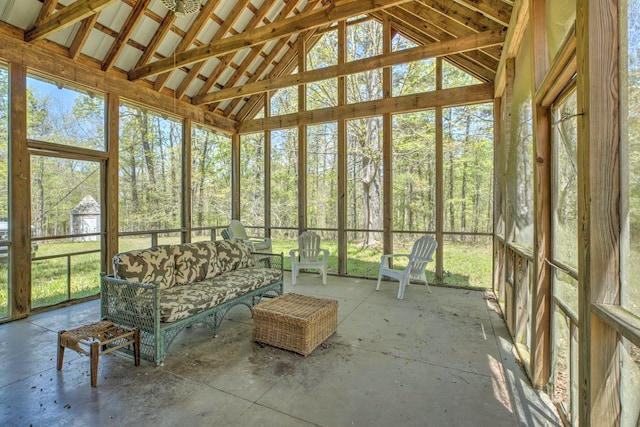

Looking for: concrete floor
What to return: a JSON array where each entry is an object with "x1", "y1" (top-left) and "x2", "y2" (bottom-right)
[{"x1": 0, "y1": 274, "x2": 562, "y2": 426}]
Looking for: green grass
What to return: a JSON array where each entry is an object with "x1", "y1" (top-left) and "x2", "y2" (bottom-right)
[{"x1": 0, "y1": 235, "x2": 494, "y2": 318}]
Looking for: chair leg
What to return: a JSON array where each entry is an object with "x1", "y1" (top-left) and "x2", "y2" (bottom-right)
[
  {"x1": 376, "y1": 271, "x2": 383, "y2": 291},
  {"x1": 291, "y1": 266, "x2": 297, "y2": 285},
  {"x1": 397, "y1": 274, "x2": 408, "y2": 299},
  {"x1": 322, "y1": 266, "x2": 327, "y2": 285}
]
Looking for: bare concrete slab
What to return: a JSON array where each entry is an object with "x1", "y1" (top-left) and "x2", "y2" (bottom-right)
[{"x1": 0, "y1": 274, "x2": 561, "y2": 426}]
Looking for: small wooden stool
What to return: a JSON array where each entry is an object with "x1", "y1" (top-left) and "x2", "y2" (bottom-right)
[{"x1": 57, "y1": 320, "x2": 140, "y2": 387}]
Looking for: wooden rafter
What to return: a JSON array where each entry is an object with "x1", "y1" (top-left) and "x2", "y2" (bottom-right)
[
  {"x1": 134, "y1": 12, "x2": 177, "y2": 68},
  {"x1": 102, "y1": 0, "x2": 151, "y2": 72},
  {"x1": 412, "y1": 0, "x2": 504, "y2": 59},
  {"x1": 219, "y1": 0, "x2": 329, "y2": 117},
  {"x1": 382, "y1": 7, "x2": 498, "y2": 73},
  {"x1": 378, "y1": 12, "x2": 495, "y2": 81},
  {"x1": 128, "y1": 0, "x2": 413, "y2": 81},
  {"x1": 396, "y1": 2, "x2": 502, "y2": 63},
  {"x1": 453, "y1": 0, "x2": 512, "y2": 27},
  {"x1": 195, "y1": 29, "x2": 504, "y2": 105},
  {"x1": 195, "y1": 0, "x2": 320, "y2": 105},
  {"x1": 25, "y1": 0, "x2": 118, "y2": 42},
  {"x1": 69, "y1": 14, "x2": 99, "y2": 60},
  {"x1": 174, "y1": 0, "x2": 272, "y2": 99},
  {"x1": 35, "y1": 0, "x2": 59, "y2": 25},
  {"x1": 234, "y1": 30, "x2": 324, "y2": 121},
  {"x1": 221, "y1": 34, "x2": 310, "y2": 117},
  {"x1": 153, "y1": 0, "x2": 223, "y2": 92}
]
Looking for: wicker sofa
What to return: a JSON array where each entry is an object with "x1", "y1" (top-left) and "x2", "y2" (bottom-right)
[{"x1": 100, "y1": 239, "x2": 283, "y2": 365}]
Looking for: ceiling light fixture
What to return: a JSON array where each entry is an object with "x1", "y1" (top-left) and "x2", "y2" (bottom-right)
[{"x1": 161, "y1": 0, "x2": 200, "y2": 17}]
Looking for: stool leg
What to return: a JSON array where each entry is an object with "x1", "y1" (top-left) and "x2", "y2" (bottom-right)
[
  {"x1": 57, "y1": 331, "x2": 66, "y2": 371},
  {"x1": 133, "y1": 328, "x2": 140, "y2": 367},
  {"x1": 90, "y1": 341, "x2": 99, "y2": 387}
]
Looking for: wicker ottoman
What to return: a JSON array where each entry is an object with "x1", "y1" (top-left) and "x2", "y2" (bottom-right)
[{"x1": 253, "y1": 293, "x2": 338, "y2": 356}]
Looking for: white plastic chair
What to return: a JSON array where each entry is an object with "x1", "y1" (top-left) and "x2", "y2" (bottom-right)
[
  {"x1": 289, "y1": 231, "x2": 329, "y2": 285},
  {"x1": 226, "y1": 220, "x2": 272, "y2": 253},
  {"x1": 376, "y1": 235, "x2": 437, "y2": 299}
]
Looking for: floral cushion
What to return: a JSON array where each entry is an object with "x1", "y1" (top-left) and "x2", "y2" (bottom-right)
[
  {"x1": 215, "y1": 239, "x2": 255, "y2": 272},
  {"x1": 173, "y1": 241, "x2": 220, "y2": 285},
  {"x1": 159, "y1": 267, "x2": 281, "y2": 322},
  {"x1": 113, "y1": 245, "x2": 176, "y2": 289}
]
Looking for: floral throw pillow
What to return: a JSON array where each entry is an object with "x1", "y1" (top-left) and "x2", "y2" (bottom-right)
[
  {"x1": 113, "y1": 245, "x2": 176, "y2": 289},
  {"x1": 215, "y1": 239, "x2": 255, "y2": 272}
]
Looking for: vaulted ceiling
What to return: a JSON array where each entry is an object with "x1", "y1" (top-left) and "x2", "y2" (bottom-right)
[{"x1": 0, "y1": 0, "x2": 511, "y2": 124}]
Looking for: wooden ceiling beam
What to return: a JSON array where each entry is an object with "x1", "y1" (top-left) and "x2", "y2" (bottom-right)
[
  {"x1": 153, "y1": 0, "x2": 224, "y2": 91},
  {"x1": 134, "y1": 12, "x2": 177, "y2": 68},
  {"x1": 25, "y1": 0, "x2": 118, "y2": 42},
  {"x1": 239, "y1": 82, "x2": 494, "y2": 133},
  {"x1": 35, "y1": 0, "x2": 59, "y2": 25},
  {"x1": 221, "y1": 4, "x2": 332, "y2": 118},
  {"x1": 175, "y1": 0, "x2": 276, "y2": 98},
  {"x1": 452, "y1": 0, "x2": 512, "y2": 27},
  {"x1": 196, "y1": 0, "x2": 320, "y2": 106},
  {"x1": 381, "y1": 8, "x2": 498, "y2": 74},
  {"x1": 128, "y1": 0, "x2": 413, "y2": 81},
  {"x1": 69, "y1": 14, "x2": 99, "y2": 60},
  {"x1": 195, "y1": 29, "x2": 504, "y2": 105},
  {"x1": 397, "y1": 2, "x2": 502, "y2": 60},
  {"x1": 378, "y1": 12, "x2": 495, "y2": 81},
  {"x1": 223, "y1": 36, "x2": 304, "y2": 118},
  {"x1": 234, "y1": 30, "x2": 324, "y2": 120},
  {"x1": 102, "y1": 0, "x2": 151, "y2": 72}
]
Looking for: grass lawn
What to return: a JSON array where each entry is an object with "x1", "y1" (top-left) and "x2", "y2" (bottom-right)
[{"x1": 0, "y1": 236, "x2": 494, "y2": 318}]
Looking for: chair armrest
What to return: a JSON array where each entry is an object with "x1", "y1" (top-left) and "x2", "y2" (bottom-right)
[
  {"x1": 289, "y1": 248, "x2": 299, "y2": 258},
  {"x1": 319, "y1": 248, "x2": 329, "y2": 258}
]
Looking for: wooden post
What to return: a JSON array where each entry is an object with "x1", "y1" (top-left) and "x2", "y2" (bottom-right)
[
  {"x1": 435, "y1": 58, "x2": 443, "y2": 285},
  {"x1": 264, "y1": 96, "x2": 271, "y2": 237},
  {"x1": 9, "y1": 62, "x2": 30, "y2": 318},
  {"x1": 530, "y1": 0, "x2": 551, "y2": 389},
  {"x1": 298, "y1": 35, "x2": 307, "y2": 234},
  {"x1": 231, "y1": 133, "x2": 241, "y2": 220},
  {"x1": 382, "y1": 16, "x2": 393, "y2": 258},
  {"x1": 182, "y1": 118, "x2": 192, "y2": 243},
  {"x1": 337, "y1": 20, "x2": 347, "y2": 275},
  {"x1": 104, "y1": 94, "x2": 120, "y2": 274},
  {"x1": 493, "y1": 97, "x2": 503, "y2": 297},
  {"x1": 576, "y1": 0, "x2": 621, "y2": 425}
]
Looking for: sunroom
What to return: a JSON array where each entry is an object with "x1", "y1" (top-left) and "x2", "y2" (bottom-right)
[{"x1": 0, "y1": 0, "x2": 636, "y2": 425}]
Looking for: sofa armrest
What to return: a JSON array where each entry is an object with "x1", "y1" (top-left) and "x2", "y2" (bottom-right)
[
  {"x1": 100, "y1": 274, "x2": 159, "y2": 334},
  {"x1": 251, "y1": 252, "x2": 284, "y2": 277}
]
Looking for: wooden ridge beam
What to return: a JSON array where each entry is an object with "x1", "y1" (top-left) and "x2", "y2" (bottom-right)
[
  {"x1": 128, "y1": 0, "x2": 412, "y2": 81},
  {"x1": 102, "y1": 0, "x2": 151, "y2": 72},
  {"x1": 195, "y1": 29, "x2": 504, "y2": 105},
  {"x1": 239, "y1": 82, "x2": 493, "y2": 133},
  {"x1": 25, "y1": 0, "x2": 118, "y2": 42}
]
